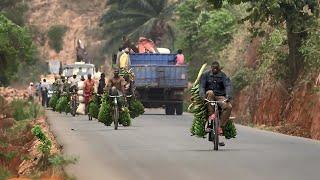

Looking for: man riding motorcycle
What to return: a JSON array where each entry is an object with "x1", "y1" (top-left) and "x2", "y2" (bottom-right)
[{"x1": 199, "y1": 61, "x2": 233, "y2": 146}]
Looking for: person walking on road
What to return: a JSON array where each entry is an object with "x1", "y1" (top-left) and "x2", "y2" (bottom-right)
[
  {"x1": 84, "y1": 74, "x2": 95, "y2": 113},
  {"x1": 27, "y1": 82, "x2": 35, "y2": 101},
  {"x1": 41, "y1": 79, "x2": 49, "y2": 107}
]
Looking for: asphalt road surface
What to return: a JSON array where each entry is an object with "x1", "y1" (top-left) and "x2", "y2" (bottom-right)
[{"x1": 47, "y1": 109, "x2": 320, "y2": 180}]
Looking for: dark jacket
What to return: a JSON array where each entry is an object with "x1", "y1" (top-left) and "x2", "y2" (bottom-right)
[
  {"x1": 98, "y1": 78, "x2": 106, "y2": 95},
  {"x1": 199, "y1": 70, "x2": 233, "y2": 99}
]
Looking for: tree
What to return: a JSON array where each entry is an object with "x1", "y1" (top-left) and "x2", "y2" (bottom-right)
[
  {"x1": 207, "y1": 0, "x2": 319, "y2": 80},
  {"x1": 47, "y1": 25, "x2": 68, "y2": 53},
  {"x1": 177, "y1": 0, "x2": 236, "y2": 80},
  {"x1": 101, "y1": 0, "x2": 179, "y2": 53},
  {"x1": 0, "y1": 14, "x2": 36, "y2": 85}
]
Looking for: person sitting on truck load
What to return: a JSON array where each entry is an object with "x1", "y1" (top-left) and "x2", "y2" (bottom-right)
[
  {"x1": 119, "y1": 48, "x2": 131, "y2": 70},
  {"x1": 107, "y1": 69, "x2": 126, "y2": 96},
  {"x1": 116, "y1": 47, "x2": 124, "y2": 67},
  {"x1": 176, "y1": 49, "x2": 185, "y2": 65},
  {"x1": 199, "y1": 61, "x2": 233, "y2": 146},
  {"x1": 84, "y1": 74, "x2": 95, "y2": 113}
]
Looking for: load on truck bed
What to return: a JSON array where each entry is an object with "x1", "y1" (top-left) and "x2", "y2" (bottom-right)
[{"x1": 130, "y1": 53, "x2": 188, "y2": 115}]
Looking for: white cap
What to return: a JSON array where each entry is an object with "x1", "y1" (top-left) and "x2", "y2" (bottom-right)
[{"x1": 30, "y1": 82, "x2": 34, "y2": 86}]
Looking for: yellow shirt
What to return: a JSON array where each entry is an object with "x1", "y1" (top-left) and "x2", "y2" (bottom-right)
[{"x1": 119, "y1": 53, "x2": 129, "y2": 69}]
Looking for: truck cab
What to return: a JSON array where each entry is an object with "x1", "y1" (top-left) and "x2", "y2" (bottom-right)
[{"x1": 62, "y1": 62, "x2": 95, "y2": 78}]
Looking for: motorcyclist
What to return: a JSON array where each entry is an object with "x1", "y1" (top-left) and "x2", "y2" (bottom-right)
[{"x1": 199, "y1": 61, "x2": 233, "y2": 146}]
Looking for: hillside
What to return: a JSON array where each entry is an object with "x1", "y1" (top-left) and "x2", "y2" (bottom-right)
[{"x1": 26, "y1": 0, "x2": 106, "y2": 65}]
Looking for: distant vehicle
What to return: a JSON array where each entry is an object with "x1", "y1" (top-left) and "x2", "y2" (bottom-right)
[
  {"x1": 129, "y1": 53, "x2": 188, "y2": 115},
  {"x1": 62, "y1": 62, "x2": 95, "y2": 78}
]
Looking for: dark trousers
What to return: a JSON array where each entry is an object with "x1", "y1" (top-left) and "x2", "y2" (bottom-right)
[{"x1": 41, "y1": 91, "x2": 48, "y2": 107}]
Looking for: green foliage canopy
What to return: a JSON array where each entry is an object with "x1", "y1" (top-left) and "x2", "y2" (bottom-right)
[
  {"x1": 47, "y1": 25, "x2": 68, "y2": 53},
  {"x1": 0, "y1": 14, "x2": 36, "y2": 85}
]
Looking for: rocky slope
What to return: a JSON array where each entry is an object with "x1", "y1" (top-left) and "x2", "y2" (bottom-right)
[{"x1": 26, "y1": 0, "x2": 106, "y2": 65}]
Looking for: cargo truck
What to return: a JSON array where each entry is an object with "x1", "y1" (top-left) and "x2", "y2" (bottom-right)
[{"x1": 129, "y1": 53, "x2": 188, "y2": 115}]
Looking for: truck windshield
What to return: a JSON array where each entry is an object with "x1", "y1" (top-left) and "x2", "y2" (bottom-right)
[{"x1": 63, "y1": 66, "x2": 94, "y2": 77}]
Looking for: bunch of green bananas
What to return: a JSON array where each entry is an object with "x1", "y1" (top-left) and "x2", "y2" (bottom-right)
[
  {"x1": 98, "y1": 94, "x2": 112, "y2": 126},
  {"x1": 88, "y1": 97, "x2": 99, "y2": 119},
  {"x1": 188, "y1": 64, "x2": 208, "y2": 137},
  {"x1": 119, "y1": 107, "x2": 131, "y2": 126},
  {"x1": 129, "y1": 99, "x2": 144, "y2": 119},
  {"x1": 55, "y1": 95, "x2": 69, "y2": 113},
  {"x1": 49, "y1": 93, "x2": 59, "y2": 111}
]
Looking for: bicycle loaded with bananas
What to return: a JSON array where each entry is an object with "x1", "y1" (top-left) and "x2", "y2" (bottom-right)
[
  {"x1": 96, "y1": 68, "x2": 144, "y2": 129},
  {"x1": 189, "y1": 62, "x2": 237, "y2": 150}
]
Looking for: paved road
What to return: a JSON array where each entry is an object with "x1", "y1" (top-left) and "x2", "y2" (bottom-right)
[{"x1": 47, "y1": 109, "x2": 320, "y2": 180}]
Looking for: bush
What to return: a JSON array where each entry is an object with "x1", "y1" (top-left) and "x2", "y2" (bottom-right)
[
  {"x1": 48, "y1": 154, "x2": 78, "y2": 167},
  {"x1": 0, "y1": 96, "x2": 12, "y2": 118},
  {"x1": 0, "y1": 166, "x2": 11, "y2": 180},
  {"x1": 47, "y1": 25, "x2": 68, "y2": 53},
  {"x1": 231, "y1": 67, "x2": 254, "y2": 93},
  {"x1": 300, "y1": 21, "x2": 320, "y2": 73},
  {"x1": 31, "y1": 125, "x2": 52, "y2": 155},
  {"x1": 1, "y1": 2, "x2": 29, "y2": 26},
  {"x1": 10, "y1": 99, "x2": 43, "y2": 121},
  {"x1": 10, "y1": 100, "x2": 29, "y2": 121}
]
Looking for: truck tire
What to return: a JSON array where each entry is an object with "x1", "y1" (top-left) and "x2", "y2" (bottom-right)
[
  {"x1": 165, "y1": 105, "x2": 175, "y2": 115},
  {"x1": 175, "y1": 103, "x2": 183, "y2": 115}
]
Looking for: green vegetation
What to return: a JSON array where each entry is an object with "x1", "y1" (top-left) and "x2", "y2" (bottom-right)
[
  {"x1": 88, "y1": 95, "x2": 100, "y2": 119},
  {"x1": 119, "y1": 107, "x2": 131, "y2": 126},
  {"x1": 0, "y1": 15, "x2": 38, "y2": 86},
  {"x1": 176, "y1": 0, "x2": 236, "y2": 80},
  {"x1": 0, "y1": 0, "x2": 28, "y2": 26},
  {"x1": 10, "y1": 99, "x2": 43, "y2": 121},
  {"x1": 49, "y1": 93, "x2": 59, "y2": 111},
  {"x1": 0, "y1": 166, "x2": 11, "y2": 180},
  {"x1": 207, "y1": 0, "x2": 319, "y2": 81},
  {"x1": 300, "y1": 19, "x2": 320, "y2": 73},
  {"x1": 101, "y1": 0, "x2": 179, "y2": 53},
  {"x1": 129, "y1": 99, "x2": 144, "y2": 119},
  {"x1": 32, "y1": 125, "x2": 52, "y2": 155},
  {"x1": 48, "y1": 154, "x2": 78, "y2": 169},
  {"x1": 47, "y1": 25, "x2": 68, "y2": 53},
  {"x1": 98, "y1": 94, "x2": 112, "y2": 125},
  {"x1": 55, "y1": 96, "x2": 69, "y2": 113}
]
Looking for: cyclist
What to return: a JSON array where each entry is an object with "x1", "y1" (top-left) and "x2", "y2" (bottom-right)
[
  {"x1": 68, "y1": 74, "x2": 79, "y2": 93},
  {"x1": 107, "y1": 69, "x2": 126, "y2": 96},
  {"x1": 199, "y1": 61, "x2": 233, "y2": 146}
]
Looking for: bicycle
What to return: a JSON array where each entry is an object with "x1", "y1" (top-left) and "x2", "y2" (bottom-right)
[
  {"x1": 109, "y1": 94, "x2": 132, "y2": 130},
  {"x1": 204, "y1": 99, "x2": 228, "y2": 151}
]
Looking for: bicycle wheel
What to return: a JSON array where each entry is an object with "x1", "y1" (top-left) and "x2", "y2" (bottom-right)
[
  {"x1": 114, "y1": 106, "x2": 119, "y2": 130},
  {"x1": 213, "y1": 119, "x2": 219, "y2": 151}
]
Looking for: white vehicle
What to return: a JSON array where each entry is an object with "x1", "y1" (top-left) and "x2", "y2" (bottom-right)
[{"x1": 62, "y1": 62, "x2": 96, "y2": 79}]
